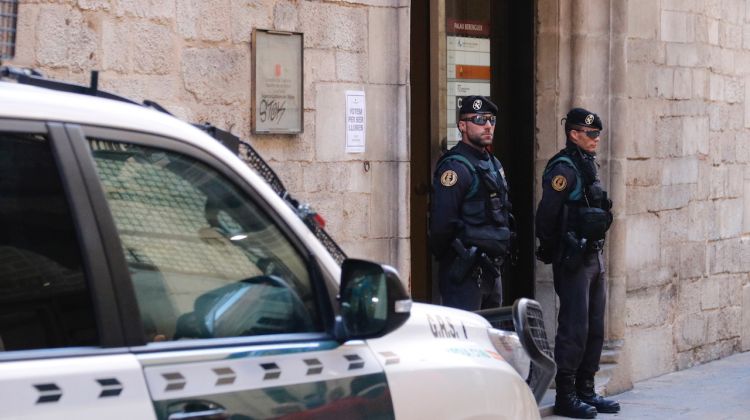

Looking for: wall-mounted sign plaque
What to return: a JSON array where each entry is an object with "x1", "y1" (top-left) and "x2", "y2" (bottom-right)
[
  {"x1": 345, "y1": 90, "x2": 366, "y2": 153},
  {"x1": 252, "y1": 29, "x2": 303, "y2": 134}
]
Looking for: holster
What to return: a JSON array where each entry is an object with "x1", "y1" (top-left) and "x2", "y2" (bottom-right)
[
  {"x1": 447, "y1": 238, "x2": 478, "y2": 285},
  {"x1": 561, "y1": 231, "x2": 587, "y2": 269},
  {"x1": 478, "y1": 253, "x2": 503, "y2": 280}
]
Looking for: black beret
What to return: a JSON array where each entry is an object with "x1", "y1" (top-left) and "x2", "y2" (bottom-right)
[
  {"x1": 459, "y1": 95, "x2": 498, "y2": 116},
  {"x1": 564, "y1": 107, "x2": 603, "y2": 130}
]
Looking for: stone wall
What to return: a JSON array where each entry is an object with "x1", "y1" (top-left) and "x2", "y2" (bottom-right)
[
  {"x1": 624, "y1": 0, "x2": 750, "y2": 382},
  {"x1": 9, "y1": 0, "x2": 411, "y2": 280},
  {"x1": 537, "y1": 0, "x2": 750, "y2": 386}
]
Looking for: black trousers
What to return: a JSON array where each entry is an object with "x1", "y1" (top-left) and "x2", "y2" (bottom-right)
[
  {"x1": 438, "y1": 261, "x2": 502, "y2": 311},
  {"x1": 553, "y1": 250, "x2": 606, "y2": 376}
]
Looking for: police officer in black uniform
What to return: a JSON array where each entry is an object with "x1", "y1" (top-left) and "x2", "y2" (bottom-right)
[
  {"x1": 536, "y1": 108, "x2": 619, "y2": 418},
  {"x1": 429, "y1": 95, "x2": 513, "y2": 311}
]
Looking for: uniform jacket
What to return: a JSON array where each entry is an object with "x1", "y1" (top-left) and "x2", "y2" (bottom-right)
[
  {"x1": 429, "y1": 142, "x2": 512, "y2": 260},
  {"x1": 535, "y1": 145, "x2": 610, "y2": 260}
]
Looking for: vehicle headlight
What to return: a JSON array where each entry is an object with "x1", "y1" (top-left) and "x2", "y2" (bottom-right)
[{"x1": 487, "y1": 328, "x2": 531, "y2": 380}]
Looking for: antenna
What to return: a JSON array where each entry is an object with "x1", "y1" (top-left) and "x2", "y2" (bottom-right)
[{"x1": 89, "y1": 70, "x2": 98, "y2": 93}]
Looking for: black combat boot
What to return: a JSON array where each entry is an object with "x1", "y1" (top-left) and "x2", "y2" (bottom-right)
[
  {"x1": 576, "y1": 375, "x2": 621, "y2": 413},
  {"x1": 554, "y1": 374, "x2": 597, "y2": 418}
]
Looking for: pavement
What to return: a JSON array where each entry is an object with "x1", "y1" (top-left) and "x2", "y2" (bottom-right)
[{"x1": 543, "y1": 350, "x2": 750, "y2": 419}]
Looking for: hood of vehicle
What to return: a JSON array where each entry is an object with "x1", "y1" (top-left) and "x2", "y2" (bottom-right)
[
  {"x1": 367, "y1": 302, "x2": 495, "y2": 354},
  {"x1": 364, "y1": 302, "x2": 540, "y2": 419}
]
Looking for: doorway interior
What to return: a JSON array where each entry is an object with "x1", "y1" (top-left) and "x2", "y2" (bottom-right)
[{"x1": 409, "y1": 0, "x2": 535, "y2": 305}]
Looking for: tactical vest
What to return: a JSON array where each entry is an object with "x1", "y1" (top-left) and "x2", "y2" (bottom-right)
[
  {"x1": 544, "y1": 149, "x2": 611, "y2": 241},
  {"x1": 436, "y1": 148, "x2": 512, "y2": 257}
]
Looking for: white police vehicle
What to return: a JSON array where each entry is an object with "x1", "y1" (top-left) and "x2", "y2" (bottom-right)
[{"x1": 0, "y1": 68, "x2": 554, "y2": 420}]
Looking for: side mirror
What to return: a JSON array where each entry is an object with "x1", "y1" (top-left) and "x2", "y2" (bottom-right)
[{"x1": 335, "y1": 259, "x2": 412, "y2": 342}]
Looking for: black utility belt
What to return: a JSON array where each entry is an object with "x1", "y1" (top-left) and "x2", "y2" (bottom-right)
[
  {"x1": 461, "y1": 225, "x2": 511, "y2": 258},
  {"x1": 564, "y1": 232, "x2": 604, "y2": 249},
  {"x1": 560, "y1": 233, "x2": 602, "y2": 269}
]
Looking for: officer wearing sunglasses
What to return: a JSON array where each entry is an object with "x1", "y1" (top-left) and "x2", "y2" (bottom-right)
[
  {"x1": 535, "y1": 108, "x2": 619, "y2": 418},
  {"x1": 428, "y1": 95, "x2": 514, "y2": 311}
]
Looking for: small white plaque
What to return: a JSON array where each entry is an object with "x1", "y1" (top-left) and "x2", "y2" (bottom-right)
[{"x1": 345, "y1": 91, "x2": 366, "y2": 153}]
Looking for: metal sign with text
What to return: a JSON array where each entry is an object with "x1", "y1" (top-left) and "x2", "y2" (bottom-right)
[{"x1": 252, "y1": 29, "x2": 304, "y2": 134}]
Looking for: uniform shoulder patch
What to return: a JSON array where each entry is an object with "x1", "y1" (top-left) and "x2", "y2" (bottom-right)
[
  {"x1": 440, "y1": 170, "x2": 458, "y2": 187},
  {"x1": 551, "y1": 174, "x2": 567, "y2": 191}
]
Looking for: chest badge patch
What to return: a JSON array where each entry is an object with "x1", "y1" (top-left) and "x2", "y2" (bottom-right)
[
  {"x1": 440, "y1": 170, "x2": 458, "y2": 187},
  {"x1": 551, "y1": 175, "x2": 567, "y2": 191}
]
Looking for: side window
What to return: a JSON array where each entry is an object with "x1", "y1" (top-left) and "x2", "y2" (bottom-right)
[
  {"x1": 88, "y1": 139, "x2": 322, "y2": 342},
  {"x1": 0, "y1": 132, "x2": 98, "y2": 351}
]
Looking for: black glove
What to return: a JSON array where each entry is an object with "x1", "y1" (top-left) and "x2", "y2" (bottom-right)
[
  {"x1": 602, "y1": 193, "x2": 614, "y2": 230},
  {"x1": 447, "y1": 239, "x2": 478, "y2": 284},
  {"x1": 601, "y1": 191, "x2": 613, "y2": 211}
]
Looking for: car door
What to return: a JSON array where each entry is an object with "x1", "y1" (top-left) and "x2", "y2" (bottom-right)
[
  {"x1": 67, "y1": 124, "x2": 396, "y2": 420},
  {"x1": 0, "y1": 120, "x2": 155, "y2": 420}
]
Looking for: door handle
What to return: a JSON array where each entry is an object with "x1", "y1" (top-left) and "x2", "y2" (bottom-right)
[{"x1": 167, "y1": 400, "x2": 229, "y2": 420}]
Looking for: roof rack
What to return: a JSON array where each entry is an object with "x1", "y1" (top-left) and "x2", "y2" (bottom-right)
[
  {"x1": 194, "y1": 122, "x2": 348, "y2": 264},
  {"x1": 1, "y1": 66, "x2": 347, "y2": 264},
  {"x1": 1, "y1": 67, "x2": 141, "y2": 105}
]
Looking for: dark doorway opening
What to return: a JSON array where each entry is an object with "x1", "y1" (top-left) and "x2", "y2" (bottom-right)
[
  {"x1": 409, "y1": 0, "x2": 535, "y2": 305},
  {"x1": 490, "y1": 0, "x2": 536, "y2": 303},
  {"x1": 408, "y1": 0, "x2": 432, "y2": 303}
]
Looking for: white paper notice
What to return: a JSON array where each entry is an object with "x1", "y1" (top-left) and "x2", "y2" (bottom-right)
[{"x1": 345, "y1": 90, "x2": 366, "y2": 153}]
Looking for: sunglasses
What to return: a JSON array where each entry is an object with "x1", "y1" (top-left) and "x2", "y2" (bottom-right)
[
  {"x1": 574, "y1": 129, "x2": 601, "y2": 139},
  {"x1": 460, "y1": 115, "x2": 497, "y2": 126}
]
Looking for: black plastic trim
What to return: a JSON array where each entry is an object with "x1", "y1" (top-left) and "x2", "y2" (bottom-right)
[
  {"x1": 63, "y1": 124, "x2": 146, "y2": 346},
  {"x1": 2, "y1": 67, "x2": 139, "y2": 105},
  {"x1": 477, "y1": 298, "x2": 556, "y2": 404},
  {"x1": 513, "y1": 298, "x2": 556, "y2": 403},
  {"x1": 0, "y1": 347, "x2": 129, "y2": 363},
  {"x1": 129, "y1": 333, "x2": 334, "y2": 355},
  {"x1": 0, "y1": 118, "x2": 47, "y2": 133},
  {"x1": 29, "y1": 122, "x2": 125, "y2": 348},
  {"x1": 475, "y1": 305, "x2": 515, "y2": 331}
]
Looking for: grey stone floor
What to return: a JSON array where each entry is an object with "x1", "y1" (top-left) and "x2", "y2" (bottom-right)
[{"x1": 544, "y1": 350, "x2": 750, "y2": 419}]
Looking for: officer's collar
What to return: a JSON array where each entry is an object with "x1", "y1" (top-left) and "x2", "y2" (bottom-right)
[
  {"x1": 564, "y1": 143, "x2": 595, "y2": 159},
  {"x1": 457, "y1": 141, "x2": 491, "y2": 160}
]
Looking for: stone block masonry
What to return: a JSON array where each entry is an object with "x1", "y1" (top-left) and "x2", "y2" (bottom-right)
[{"x1": 9, "y1": 0, "x2": 410, "y2": 279}]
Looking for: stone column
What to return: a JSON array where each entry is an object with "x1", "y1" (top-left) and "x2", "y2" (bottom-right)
[
  {"x1": 567, "y1": 0, "x2": 632, "y2": 393},
  {"x1": 605, "y1": 0, "x2": 633, "y2": 394},
  {"x1": 535, "y1": 0, "x2": 568, "y2": 346}
]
